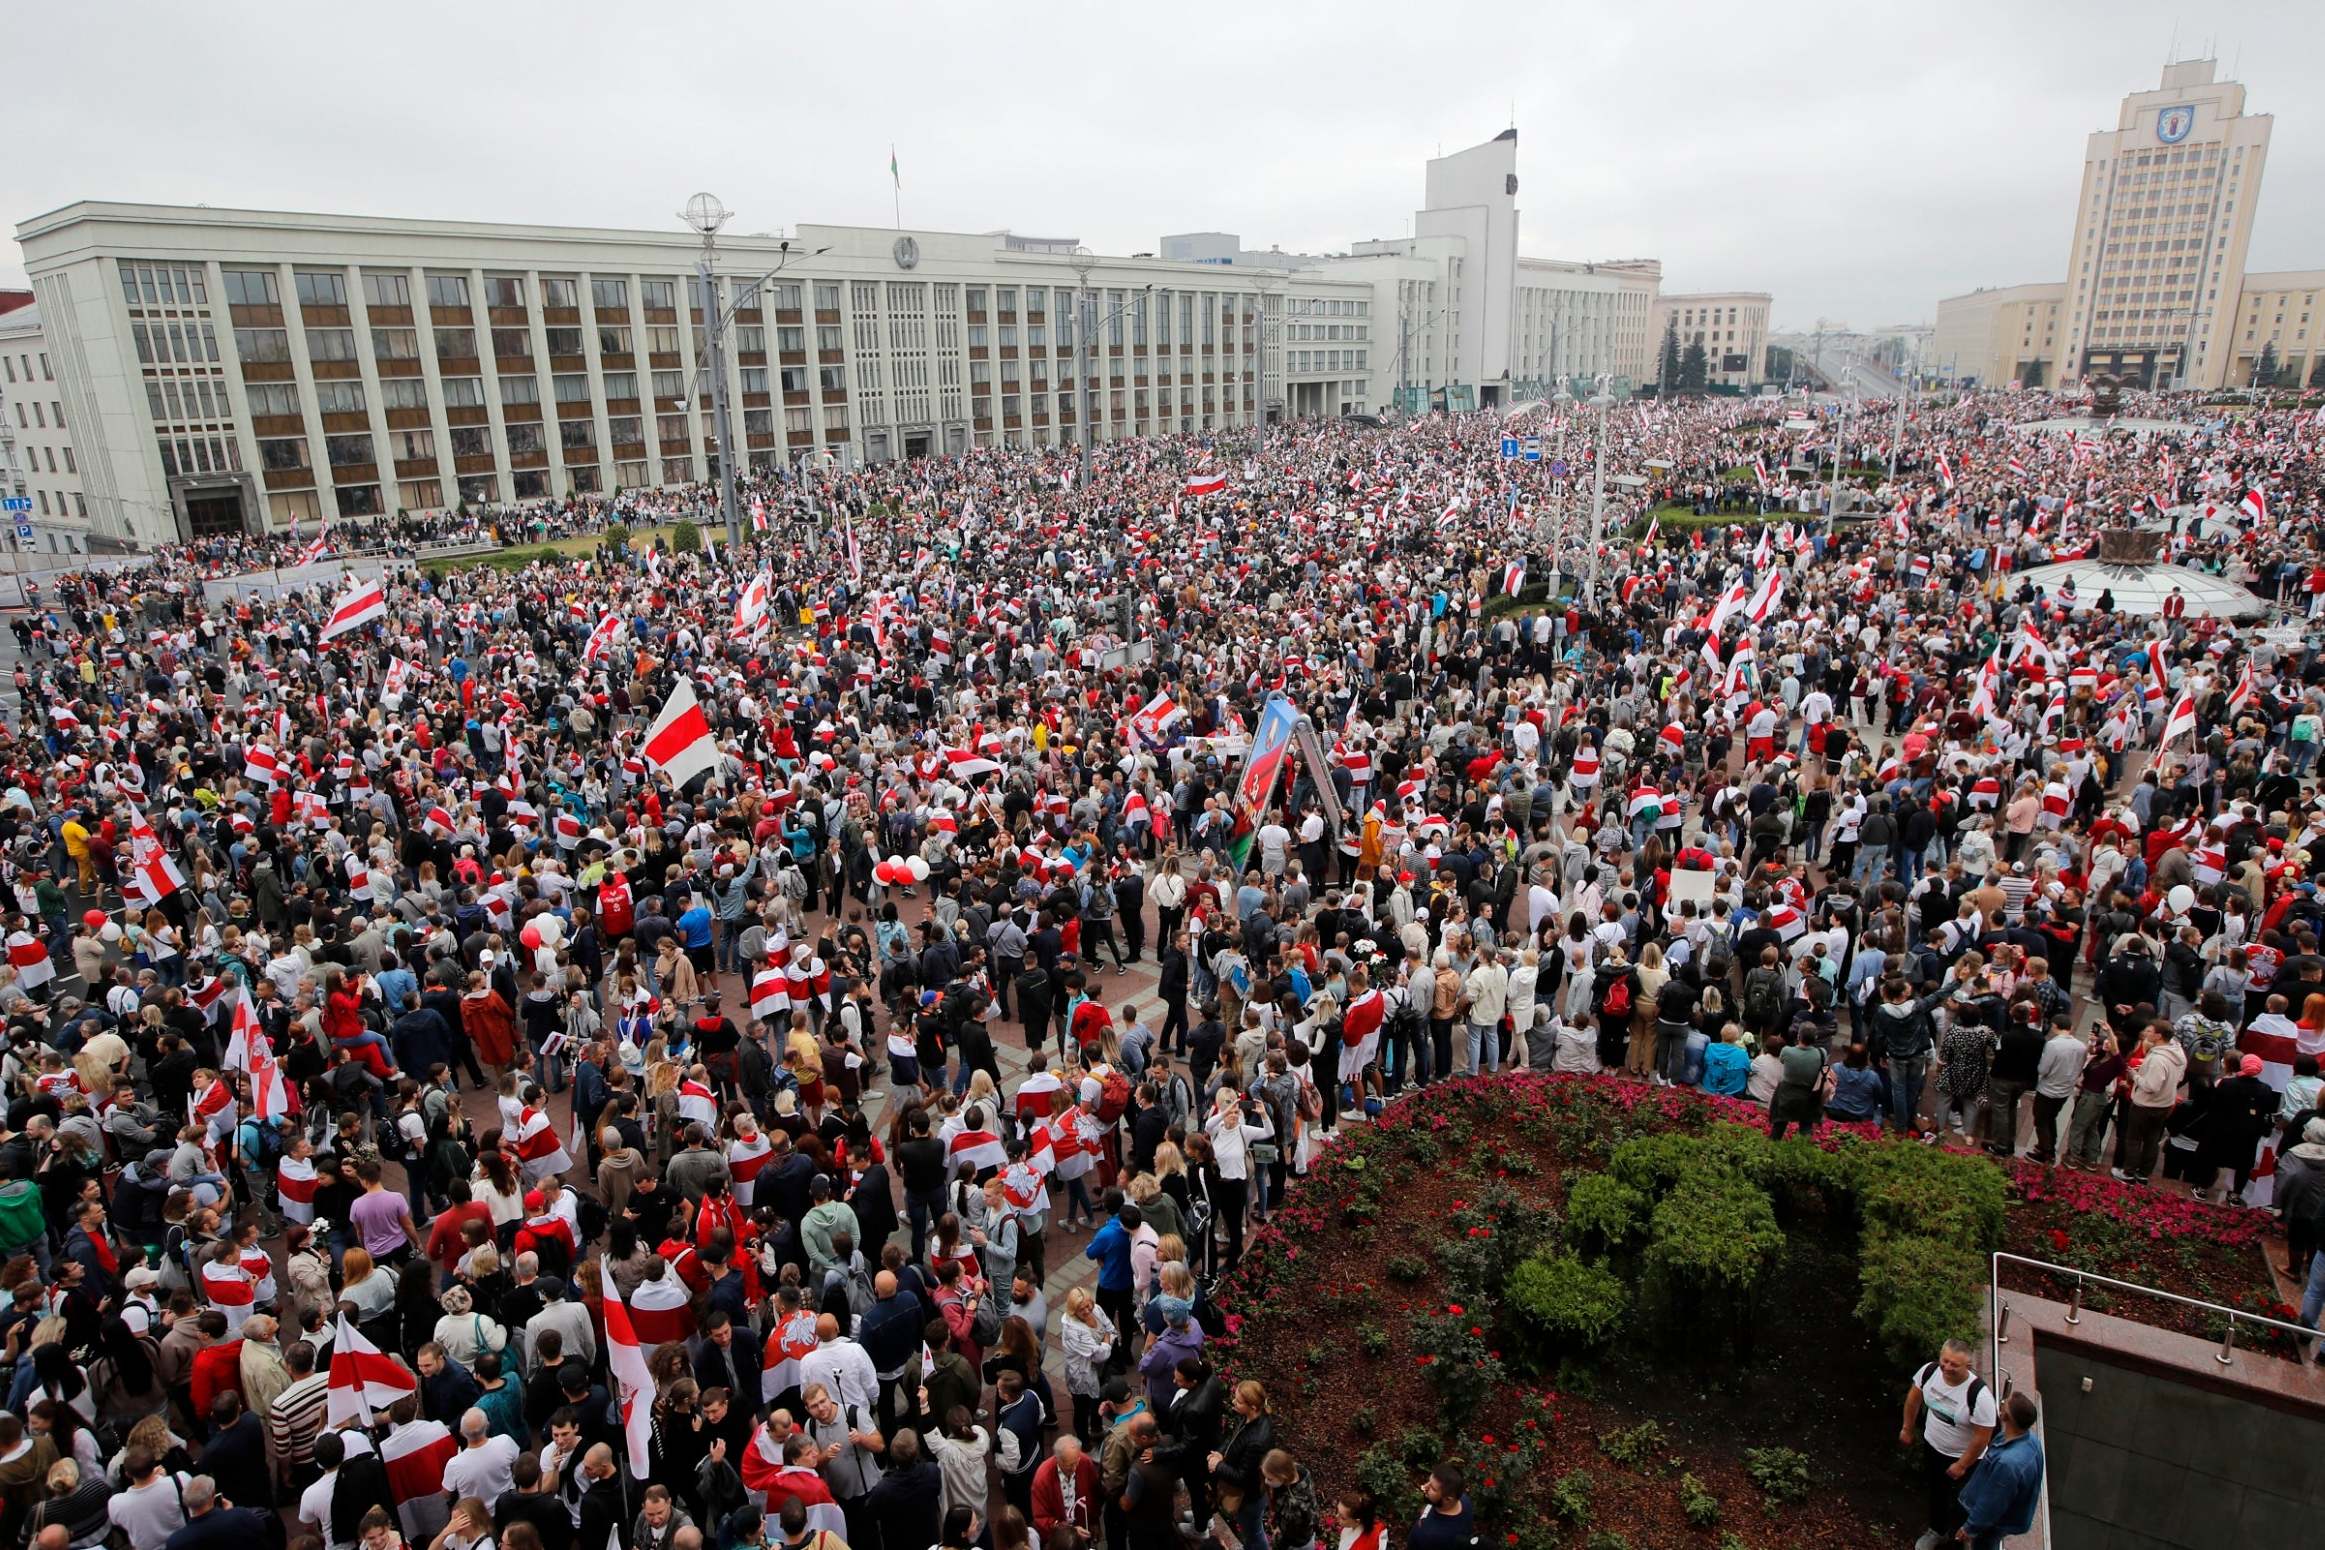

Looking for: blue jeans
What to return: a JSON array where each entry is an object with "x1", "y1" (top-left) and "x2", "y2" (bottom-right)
[
  {"x1": 1888, "y1": 1055, "x2": 1931, "y2": 1131},
  {"x1": 1466, "y1": 1022, "x2": 1501, "y2": 1075},
  {"x1": 2302, "y1": 1248, "x2": 2325, "y2": 1331}
]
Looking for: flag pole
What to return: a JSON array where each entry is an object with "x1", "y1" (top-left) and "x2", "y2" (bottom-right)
[{"x1": 891, "y1": 144, "x2": 901, "y2": 229}]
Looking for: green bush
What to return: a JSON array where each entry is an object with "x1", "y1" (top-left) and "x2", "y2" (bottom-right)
[
  {"x1": 1742, "y1": 1446, "x2": 1812, "y2": 1504},
  {"x1": 1678, "y1": 1472, "x2": 1720, "y2": 1527},
  {"x1": 1564, "y1": 1173, "x2": 1647, "y2": 1250},
  {"x1": 1506, "y1": 1251, "x2": 1627, "y2": 1362},
  {"x1": 1549, "y1": 1470, "x2": 1595, "y2": 1525},
  {"x1": 1644, "y1": 1167, "x2": 1785, "y2": 1300},
  {"x1": 1408, "y1": 1306, "x2": 1506, "y2": 1427},
  {"x1": 1857, "y1": 1233, "x2": 1988, "y2": 1367},
  {"x1": 1596, "y1": 1420, "x2": 1667, "y2": 1471},
  {"x1": 670, "y1": 519, "x2": 702, "y2": 554},
  {"x1": 1846, "y1": 1140, "x2": 2006, "y2": 1256},
  {"x1": 1357, "y1": 1323, "x2": 1389, "y2": 1357},
  {"x1": 1385, "y1": 1254, "x2": 1428, "y2": 1284},
  {"x1": 1585, "y1": 1532, "x2": 1634, "y2": 1550},
  {"x1": 1354, "y1": 1442, "x2": 1421, "y2": 1525},
  {"x1": 603, "y1": 522, "x2": 633, "y2": 550}
]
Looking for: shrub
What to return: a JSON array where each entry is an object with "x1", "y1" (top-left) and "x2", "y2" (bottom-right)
[
  {"x1": 1585, "y1": 1533, "x2": 1634, "y2": 1550},
  {"x1": 1506, "y1": 1251, "x2": 1627, "y2": 1363},
  {"x1": 1644, "y1": 1168, "x2": 1785, "y2": 1302},
  {"x1": 1351, "y1": 1406, "x2": 1377, "y2": 1439},
  {"x1": 670, "y1": 519, "x2": 702, "y2": 553},
  {"x1": 1355, "y1": 1442, "x2": 1421, "y2": 1525},
  {"x1": 1847, "y1": 1140, "x2": 2006, "y2": 1256},
  {"x1": 1678, "y1": 1472, "x2": 1720, "y2": 1527},
  {"x1": 1596, "y1": 1420, "x2": 1667, "y2": 1470},
  {"x1": 1408, "y1": 1305, "x2": 1506, "y2": 1427},
  {"x1": 1564, "y1": 1173, "x2": 1647, "y2": 1249},
  {"x1": 1549, "y1": 1469, "x2": 1595, "y2": 1525},
  {"x1": 1358, "y1": 1323, "x2": 1390, "y2": 1358},
  {"x1": 1742, "y1": 1446, "x2": 1812, "y2": 1504},
  {"x1": 603, "y1": 522, "x2": 633, "y2": 550},
  {"x1": 1386, "y1": 1254, "x2": 1429, "y2": 1284},
  {"x1": 1857, "y1": 1233, "x2": 1988, "y2": 1367},
  {"x1": 1396, "y1": 1426, "x2": 1441, "y2": 1470}
]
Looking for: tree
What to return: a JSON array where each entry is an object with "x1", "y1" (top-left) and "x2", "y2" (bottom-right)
[
  {"x1": 2253, "y1": 342, "x2": 2279, "y2": 388},
  {"x1": 1679, "y1": 339, "x2": 1709, "y2": 392},
  {"x1": 1659, "y1": 318, "x2": 1682, "y2": 395}
]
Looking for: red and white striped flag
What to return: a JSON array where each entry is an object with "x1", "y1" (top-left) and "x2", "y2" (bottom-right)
[
  {"x1": 317, "y1": 578, "x2": 388, "y2": 643},
  {"x1": 276, "y1": 1154, "x2": 320, "y2": 1224},
  {"x1": 605, "y1": 1286, "x2": 659, "y2": 1478},
  {"x1": 381, "y1": 1417, "x2": 458, "y2": 1541},
  {"x1": 2159, "y1": 689, "x2": 2198, "y2": 747},
  {"x1": 643, "y1": 679, "x2": 722, "y2": 789},
  {"x1": 225, "y1": 983, "x2": 293, "y2": 1121},
  {"x1": 583, "y1": 613, "x2": 623, "y2": 664},
  {"x1": 243, "y1": 745, "x2": 284, "y2": 785},
  {"x1": 1184, "y1": 471, "x2": 1227, "y2": 496},
  {"x1": 326, "y1": 1313, "x2": 418, "y2": 1425},
  {"x1": 126, "y1": 805, "x2": 184, "y2": 905},
  {"x1": 735, "y1": 570, "x2": 772, "y2": 634},
  {"x1": 2242, "y1": 487, "x2": 2268, "y2": 526},
  {"x1": 2227, "y1": 659, "x2": 2257, "y2": 719}
]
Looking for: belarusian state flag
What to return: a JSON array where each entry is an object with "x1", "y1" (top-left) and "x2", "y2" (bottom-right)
[
  {"x1": 326, "y1": 1314, "x2": 418, "y2": 1425},
  {"x1": 643, "y1": 680, "x2": 722, "y2": 789},
  {"x1": 317, "y1": 578, "x2": 388, "y2": 643}
]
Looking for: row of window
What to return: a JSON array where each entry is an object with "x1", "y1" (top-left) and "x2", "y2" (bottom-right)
[
  {"x1": 26, "y1": 489, "x2": 87, "y2": 520},
  {"x1": 0, "y1": 353, "x2": 49, "y2": 385}
]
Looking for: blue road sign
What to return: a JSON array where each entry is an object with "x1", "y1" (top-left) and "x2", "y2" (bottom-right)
[
  {"x1": 1522, "y1": 436, "x2": 1542, "y2": 462},
  {"x1": 1499, "y1": 436, "x2": 1520, "y2": 459},
  {"x1": 0, "y1": 498, "x2": 29, "y2": 513},
  {"x1": 1548, "y1": 459, "x2": 1569, "y2": 477},
  {"x1": 12, "y1": 523, "x2": 30, "y2": 542}
]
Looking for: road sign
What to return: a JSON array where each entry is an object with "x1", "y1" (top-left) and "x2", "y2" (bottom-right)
[
  {"x1": 1499, "y1": 436, "x2": 1520, "y2": 460},
  {"x1": 12, "y1": 523, "x2": 30, "y2": 542},
  {"x1": 1522, "y1": 436, "x2": 1542, "y2": 462},
  {"x1": 0, "y1": 498, "x2": 29, "y2": 513},
  {"x1": 1549, "y1": 459, "x2": 1569, "y2": 477}
]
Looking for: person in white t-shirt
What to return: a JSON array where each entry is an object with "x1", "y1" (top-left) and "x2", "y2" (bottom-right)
[
  {"x1": 1899, "y1": 1338, "x2": 1998, "y2": 1550},
  {"x1": 107, "y1": 1452, "x2": 192, "y2": 1550},
  {"x1": 439, "y1": 1410, "x2": 520, "y2": 1506}
]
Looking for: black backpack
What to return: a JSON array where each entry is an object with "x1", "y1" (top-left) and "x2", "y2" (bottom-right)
[{"x1": 1745, "y1": 966, "x2": 1785, "y2": 1024}]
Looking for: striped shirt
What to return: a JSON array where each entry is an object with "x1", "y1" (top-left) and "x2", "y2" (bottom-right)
[{"x1": 267, "y1": 1372, "x2": 331, "y2": 1485}]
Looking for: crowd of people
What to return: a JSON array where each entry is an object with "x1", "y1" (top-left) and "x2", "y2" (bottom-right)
[{"x1": 0, "y1": 382, "x2": 2320, "y2": 1550}]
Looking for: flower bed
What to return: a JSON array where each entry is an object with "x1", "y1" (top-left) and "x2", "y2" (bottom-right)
[{"x1": 1210, "y1": 1074, "x2": 2284, "y2": 1549}]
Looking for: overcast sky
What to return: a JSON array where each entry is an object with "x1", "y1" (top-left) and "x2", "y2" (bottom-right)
[{"x1": 7, "y1": 0, "x2": 2320, "y2": 331}]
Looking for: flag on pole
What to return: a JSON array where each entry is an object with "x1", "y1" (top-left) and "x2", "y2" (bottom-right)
[
  {"x1": 1185, "y1": 471, "x2": 1227, "y2": 496},
  {"x1": 643, "y1": 680, "x2": 722, "y2": 789},
  {"x1": 2242, "y1": 487, "x2": 2268, "y2": 525},
  {"x1": 735, "y1": 570, "x2": 772, "y2": 634},
  {"x1": 317, "y1": 578, "x2": 388, "y2": 643},
  {"x1": 2159, "y1": 689, "x2": 2198, "y2": 747},
  {"x1": 382, "y1": 656, "x2": 415, "y2": 698},
  {"x1": 325, "y1": 1313, "x2": 418, "y2": 1425},
  {"x1": 845, "y1": 517, "x2": 863, "y2": 580},
  {"x1": 126, "y1": 805, "x2": 185, "y2": 905},
  {"x1": 1500, "y1": 558, "x2": 1525, "y2": 598},
  {"x1": 890, "y1": 146, "x2": 900, "y2": 188},
  {"x1": 583, "y1": 613, "x2": 623, "y2": 664},
  {"x1": 605, "y1": 1287, "x2": 657, "y2": 1478},
  {"x1": 225, "y1": 983, "x2": 293, "y2": 1121},
  {"x1": 2227, "y1": 659, "x2": 2257, "y2": 719}
]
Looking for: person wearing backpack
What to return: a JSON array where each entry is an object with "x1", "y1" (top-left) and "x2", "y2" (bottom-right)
[
  {"x1": 1872, "y1": 975, "x2": 1965, "y2": 1137},
  {"x1": 1591, "y1": 949, "x2": 1640, "y2": 1070},
  {"x1": 1900, "y1": 1339, "x2": 1998, "y2": 1550},
  {"x1": 1743, "y1": 945, "x2": 1788, "y2": 1038}
]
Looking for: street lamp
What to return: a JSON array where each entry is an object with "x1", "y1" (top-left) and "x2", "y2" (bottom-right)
[
  {"x1": 1584, "y1": 374, "x2": 1615, "y2": 605},
  {"x1": 1540, "y1": 381, "x2": 1575, "y2": 546},
  {"x1": 678, "y1": 191, "x2": 830, "y2": 549},
  {"x1": 1069, "y1": 247, "x2": 1097, "y2": 485}
]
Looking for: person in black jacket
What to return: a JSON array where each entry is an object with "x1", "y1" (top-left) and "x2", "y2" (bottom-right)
[
  {"x1": 1152, "y1": 1354, "x2": 1226, "y2": 1527},
  {"x1": 575, "y1": 1445, "x2": 629, "y2": 1550},
  {"x1": 863, "y1": 1431, "x2": 944, "y2": 1550},
  {"x1": 1156, "y1": 934, "x2": 1190, "y2": 1054}
]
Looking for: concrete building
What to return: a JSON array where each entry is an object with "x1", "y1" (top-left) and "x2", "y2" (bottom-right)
[
  {"x1": 0, "y1": 301, "x2": 94, "y2": 555},
  {"x1": 2059, "y1": 59, "x2": 2271, "y2": 390},
  {"x1": 2226, "y1": 269, "x2": 2325, "y2": 387},
  {"x1": 1943, "y1": 60, "x2": 2276, "y2": 392},
  {"x1": 1651, "y1": 291, "x2": 1773, "y2": 389},
  {"x1": 1513, "y1": 258, "x2": 1660, "y2": 398},
  {"x1": 1930, "y1": 282, "x2": 2068, "y2": 387},
  {"x1": 14, "y1": 202, "x2": 1373, "y2": 543}
]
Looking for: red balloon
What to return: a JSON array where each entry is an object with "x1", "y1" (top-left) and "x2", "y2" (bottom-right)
[
  {"x1": 519, "y1": 924, "x2": 544, "y2": 950},
  {"x1": 874, "y1": 860, "x2": 898, "y2": 885},
  {"x1": 81, "y1": 910, "x2": 106, "y2": 929}
]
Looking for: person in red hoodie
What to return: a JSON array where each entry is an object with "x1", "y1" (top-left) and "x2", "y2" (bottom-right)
[{"x1": 186, "y1": 1309, "x2": 244, "y2": 1419}]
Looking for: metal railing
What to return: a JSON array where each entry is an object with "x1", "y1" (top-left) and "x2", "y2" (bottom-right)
[{"x1": 1989, "y1": 1251, "x2": 2320, "y2": 1550}]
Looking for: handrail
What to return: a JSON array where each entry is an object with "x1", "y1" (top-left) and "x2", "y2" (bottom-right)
[{"x1": 1988, "y1": 1250, "x2": 2319, "y2": 1550}]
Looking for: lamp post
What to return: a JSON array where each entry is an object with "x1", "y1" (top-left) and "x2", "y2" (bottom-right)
[
  {"x1": 1069, "y1": 246, "x2": 1097, "y2": 486},
  {"x1": 1543, "y1": 381, "x2": 1575, "y2": 547},
  {"x1": 678, "y1": 193, "x2": 830, "y2": 549},
  {"x1": 1584, "y1": 374, "x2": 1614, "y2": 605}
]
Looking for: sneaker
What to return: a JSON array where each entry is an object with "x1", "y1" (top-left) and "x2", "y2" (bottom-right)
[
  {"x1": 2110, "y1": 1168, "x2": 2132, "y2": 1181},
  {"x1": 1340, "y1": 1107, "x2": 1367, "y2": 1121}
]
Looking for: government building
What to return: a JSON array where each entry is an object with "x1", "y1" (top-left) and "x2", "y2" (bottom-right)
[
  {"x1": 1935, "y1": 59, "x2": 2310, "y2": 392},
  {"x1": 13, "y1": 133, "x2": 1767, "y2": 545}
]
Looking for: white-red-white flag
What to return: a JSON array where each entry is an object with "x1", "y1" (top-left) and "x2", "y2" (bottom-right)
[
  {"x1": 326, "y1": 1313, "x2": 417, "y2": 1425},
  {"x1": 605, "y1": 1286, "x2": 657, "y2": 1478},
  {"x1": 317, "y1": 578, "x2": 388, "y2": 643},
  {"x1": 126, "y1": 805, "x2": 185, "y2": 905},
  {"x1": 2159, "y1": 689, "x2": 2198, "y2": 747},
  {"x1": 583, "y1": 613, "x2": 623, "y2": 664},
  {"x1": 225, "y1": 983, "x2": 293, "y2": 1121},
  {"x1": 642, "y1": 679, "x2": 722, "y2": 789}
]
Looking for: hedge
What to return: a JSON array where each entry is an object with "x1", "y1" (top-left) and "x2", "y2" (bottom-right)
[{"x1": 1507, "y1": 1250, "x2": 1629, "y2": 1360}]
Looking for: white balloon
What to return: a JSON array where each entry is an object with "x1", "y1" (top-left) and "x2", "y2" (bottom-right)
[
  {"x1": 99, "y1": 922, "x2": 124, "y2": 943},
  {"x1": 2167, "y1": 884, "x2": 2195, "y2": 916},
  {"x1": 907, "y1": 855, "x2": 932, "y2": 882},
  {"x1": 534, "y1": 914, "x2": 565, "y2": 946}
]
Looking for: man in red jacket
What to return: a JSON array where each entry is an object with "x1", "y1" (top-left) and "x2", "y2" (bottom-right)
[{"x1": 1030, "y1": 1433, "x2": 1100, "y2": 1547}]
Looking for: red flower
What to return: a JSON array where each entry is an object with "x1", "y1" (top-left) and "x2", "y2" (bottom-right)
[
  {"x1": 1416, "y1": 1355, "x2": 1435, "y2": 1365},
  {"x1": 1470, "y1": 1326, "x2": 1484, "y2": 1337},
  {"x1": 2049, "y1": 1228, "x2": 2070, "y2": 1251},
  {"x1": 1447, "y1": 1304, "x2": 1465, "y2": 1315}
]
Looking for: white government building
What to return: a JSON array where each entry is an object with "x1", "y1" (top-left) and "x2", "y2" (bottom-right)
[{"x1": 13, "y1": 133, "x2": 1761, "y2": 545}]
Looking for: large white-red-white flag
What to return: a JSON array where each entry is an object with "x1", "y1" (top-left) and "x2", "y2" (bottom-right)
[
  {"x1": 225, "y1": 983, "x2": 294, "y2": 1121},
  {"x1": 381, "y1": 1417, "x2": 458, "y2": 1542},
  {"x1": 317, "y1": 578, "x2": 388, "y2": 643},
  {"x1": 326, "y1": 1313, "x2": 417, "y2": 1425},
  {"x1": 735, "y1": 570, "x2": 772, "y2": 634},
  {"x1": 642, "y1": 680, "x2": 722, "y2": 789},
  {"x1": 1184, "y1": 471, "x2": 1227, "y2": 496},
  {"x1": 2159, "y1": 688, "x2": 2199, "y2": 747},
  {"x1": 605, "y1": 1286, "x2": 657, "y2": 1478},
  {"x1": 125, "y1": 805, "x2": 184, "y2": 905},
  {"x1": 583, "y1": 613, "x2": 623, "y2": 664}
]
